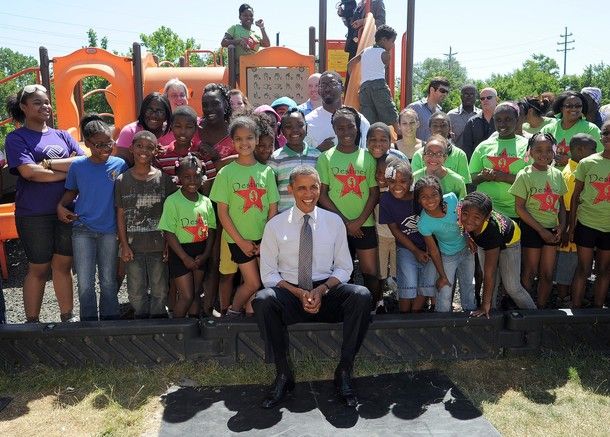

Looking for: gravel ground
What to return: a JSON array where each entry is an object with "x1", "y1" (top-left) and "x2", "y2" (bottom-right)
[
  {"x1": 2, "y1": 239, "x2": 130, "y2": 324},
  {"x1": 2, "y1": 238, "x2": 604, "y2": 324}
]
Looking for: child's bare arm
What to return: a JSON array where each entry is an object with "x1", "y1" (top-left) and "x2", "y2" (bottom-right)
[
  {"x1": 116, "y1": 207, "x2": 133, "y2": 262},
  {"x1": 57, "y1": 189, "x2": 79, "y2": 223},
  {"x1": 217, "y1": 202, "x2": 256, "y2": 256},
  {"x1": 318, "y1": 183, "x2": 348, "y2": 222},
  {"x1": 569, "y1": 180, "x2": 584, "y2": 242}
]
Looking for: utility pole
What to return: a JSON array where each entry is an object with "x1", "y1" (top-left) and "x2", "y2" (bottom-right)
[
  {"x1": 556, "y1": 27, "x2": 575, "y2": 76},
  {"x1": 443, "y1": 46, "x2": 458, "y2": 64}
]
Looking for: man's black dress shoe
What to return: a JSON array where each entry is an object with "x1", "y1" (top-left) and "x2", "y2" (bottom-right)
[
  {"x1": 261, "y1": 373, "x2": 295, "y2": 409},
  {"x1": 334, "y1": 369, "x2": 358, "y2": 407}
]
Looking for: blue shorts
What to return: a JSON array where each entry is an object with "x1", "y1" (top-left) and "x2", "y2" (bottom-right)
[
  {"x1": 396, "y1": 246, "x2": 437, "y2": 299},
  {"x1": 553, "y1": 251, "x2": 577, "y2": 285}
]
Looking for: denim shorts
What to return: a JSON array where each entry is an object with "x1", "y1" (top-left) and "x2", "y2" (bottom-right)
[
  {"x1": 16, "y1": 214, "x2": 73, "y2": 263},
  {"x1": 553, "y1": 251, "x2": 578, "y2": 285},
  {"x1": 396, "y1": 246, "x2": 437, "y2": 299}
]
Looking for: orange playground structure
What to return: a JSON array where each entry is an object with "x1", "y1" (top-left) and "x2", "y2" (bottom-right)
[{"x1": 51, "y1": 45, "x2": 315, "y2": 141}]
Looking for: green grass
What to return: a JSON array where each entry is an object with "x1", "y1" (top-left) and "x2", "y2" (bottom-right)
[{"x1": 0, "y1": 350, "x2": 609, "y2": 436}]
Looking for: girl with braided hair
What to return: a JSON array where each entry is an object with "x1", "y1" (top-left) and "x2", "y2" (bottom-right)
[
  {"x1": 460, "y1": 191, "x2": 536, "y2": 318},
  {"x1": 158, "y1": 154, "x2": 216, "y2": 318},
  {"x1": 509, "y1": 133, "x2": 567, "y2": 308},
  {"x1": 415, "y1": 176, "x2": 476, "y2": 313}
]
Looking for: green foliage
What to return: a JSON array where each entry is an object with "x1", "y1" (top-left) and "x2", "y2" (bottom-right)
[
  {"x1": 139, "y1": 26, "x2": 201, "y2": 67},
  {"x1": 411, "y1": 57, "x2": 468, "y2": 112},
  {"x1": 560, "y1": 62, "x2": 610, "y2": 105},
  {"x1": 0, "y1": 47, "x2": 39, "y2": 149},
  {"x1": 485, "y1": 54, "x2": 562, "y2": 101}
]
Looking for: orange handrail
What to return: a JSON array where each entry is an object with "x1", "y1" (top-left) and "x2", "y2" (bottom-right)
[
  {"x1": 184, "y1": 49, "x2": 223, "y2": 67},
  {"x1": 158, "y1": 60, "x2": 175, "y2": 67},
  {"x1": 0, "y1": 66, "x2": 42, "y2": 127},
  {"x1": 0, "y1": 67, "x2": 41, "y2": 86},
  {"x1": 82, "y1": 88, "x2": 117, "y2": 100}
]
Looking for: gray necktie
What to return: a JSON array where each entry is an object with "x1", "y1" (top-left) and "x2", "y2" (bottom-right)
[{"x1": 298, "y1": 214, "x2": 313, "y2": 290}]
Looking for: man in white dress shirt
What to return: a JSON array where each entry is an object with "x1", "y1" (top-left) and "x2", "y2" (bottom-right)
[{"x1": 253, "y1": 165, "x2": 372, "y2": 409}]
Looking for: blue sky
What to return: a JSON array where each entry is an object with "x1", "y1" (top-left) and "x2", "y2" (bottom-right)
[{"x1": 1, "y1": 0, "x2": 608, "y2": 80}]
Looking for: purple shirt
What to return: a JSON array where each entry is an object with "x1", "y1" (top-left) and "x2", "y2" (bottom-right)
[
  {"x1": 378, "y1": 191, "x2": 425, "y2": 251},
  {"x1": 6, "y1": 127, "x2": 84, "y2": 216}
]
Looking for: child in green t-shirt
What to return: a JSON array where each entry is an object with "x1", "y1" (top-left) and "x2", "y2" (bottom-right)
[
  {"x1": 316, "y1": 106, "x2": 381, "y2": 311},
  {"x1": 569, "y1": 120, "x2": 610, "y2": 308},
  {"x1": 158, "y1": 154, "x2": 216, "y2": 318},
  {"x1": 210, "y1": 116, "x2": 279, "y2": 317},
  {"x1": 554, "y1": 134, "x2": 597, "y2": 307},
  {"x1": 469, "y1": 103, "x2": 528, "y2": 218},
  {"x1": 509, "y1": 133, "x2": 567, "y2": 308},
  {"x1": 412, "y1": 135, "x2": 467, "y2": 199}
]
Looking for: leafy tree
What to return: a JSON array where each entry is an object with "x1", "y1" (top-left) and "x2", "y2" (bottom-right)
[
  {"x1": 140, "y1": 26, "x2": 203, "y2": 67},
  {"x1": 485, "y1": 54, "x2": 561, "y2": 101},
  {"x1": 0, "y1": 48, "x2": 39, "y2": 149},
  {"x1": 411, "y1": 57, "x2": 468, "y2": 111},
  {"x1": 560, "y1": 62, "x2": 610, "y2": 105}
]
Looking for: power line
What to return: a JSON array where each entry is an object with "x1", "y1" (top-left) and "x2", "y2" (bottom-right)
[{"x1": 556, "y1": 26, "x2": 575, "y2": 76}]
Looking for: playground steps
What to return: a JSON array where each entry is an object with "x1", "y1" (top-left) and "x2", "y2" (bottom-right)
[{"x1": 0, "y1": 310, "x2": 608, "y2": 369}]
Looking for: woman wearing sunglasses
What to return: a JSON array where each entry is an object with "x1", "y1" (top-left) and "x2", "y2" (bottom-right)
[
  {"x1": 540, "y1": 91, "x2": 603, "y2": 155},
  {"x1": 5, "y1": 84, "x2": 84, "y2": 323},
  {"x1": 114, "y1": 92, "x2": 173, "y2": 165}
]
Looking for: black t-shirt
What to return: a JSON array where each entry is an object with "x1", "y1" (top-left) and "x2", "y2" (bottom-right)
[{"x1": 469, "y1": 211, "x2": 516, "y2": 251}]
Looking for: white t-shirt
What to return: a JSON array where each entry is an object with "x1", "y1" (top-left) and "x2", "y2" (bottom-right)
[
  {"x1": 305, "y1": 106, "x2": 370, "y2": 150},
  {"x1": 360, "y1": 46, "x2": 386, "y2": 84}
]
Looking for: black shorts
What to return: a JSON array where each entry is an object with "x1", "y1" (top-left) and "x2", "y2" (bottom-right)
[
  {"x1": 519, "y1": 220, "x2": 558, "y2": 249},
  {"x1": 16, "y1": 214, "x2": 73, "y2": 264},
  {"x1": 347, "y1": 225, "x2": 378, "y2": 254},
  {"x1": 168, "y1": 242, "x2": 207, "y2": 278},
  {"x1": 574, "y1": 221, "x2": 610, "y2": 250},
  {"x1": 228, "y1": 239, "x2": 262, "y2": 264}
]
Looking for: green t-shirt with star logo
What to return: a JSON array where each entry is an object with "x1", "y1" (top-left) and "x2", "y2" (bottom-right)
[
  {"x1": 412, "y1": 167, "x2": 467, "y2": 200},
  {"x1": 158, "y1": 190, "x2": 216, "y2": 244},
  {"x1": 509, "y1": 165, "x2": 567, "y2": 228},
  {"x1": 209, "y1": 161, "x2": 279, "y2": 243},
  {"x1": 573, "y1": 153, "x2": 610, "y2": 232},
  {"x1": 469, "y1": 135, "x2": 529, "y2": 218},
  {"x1": 316, "y1": 146, "x2": 378, "y2": 227},
  {"x1": 540, "y1": 118, "x2": 602, "y2": 159}
]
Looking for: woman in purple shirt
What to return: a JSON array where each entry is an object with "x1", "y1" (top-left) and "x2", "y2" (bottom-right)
[{"x1": 5, "y1": 84, "x2": 84, "y2": 322}]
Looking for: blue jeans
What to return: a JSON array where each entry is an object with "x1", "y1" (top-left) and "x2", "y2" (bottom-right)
[
  {"x1": 478, "y1": 243, "x2": 536, "y2": 309},
  {"x1": 125, "y1": 252, "x2": 168, "y2": 317},
  {"x1": 436, "y1": 247, "x2": 476, "y2": 312},
  {"x1": 396, "y1": 246, "x2": 437, "y2": 299},
  {"x1": 72, "y1": 226, "x2": 119, "y2": 321}
]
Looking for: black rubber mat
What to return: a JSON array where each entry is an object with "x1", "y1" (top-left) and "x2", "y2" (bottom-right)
[{"x1": 158, "y1": 370, "x2": 500, "y2": 436}]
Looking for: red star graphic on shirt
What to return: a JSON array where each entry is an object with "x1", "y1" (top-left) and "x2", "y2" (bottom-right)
[
  {"x1": 235, "y1": 176, "x2": 267, "y2": 212},
  {"x1": 487, "y1": 149, "x2": 520, "y2": 173},
  {"x1": 591, "y1": 175, "x2": 610, "y2": 204},
  {"x1": 556, "y1": 139, "x2": 570, "y2": 156},
  {"x1": 183, "y1": 214, "x2": 209, "y2": 242},
  {"x1": 531, "y1": 182, "x2": 560, "y2": 213},
  {"x1": 335, "y1": 163, "x2": 367, "y2": 197}
]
